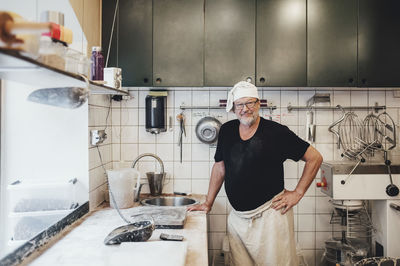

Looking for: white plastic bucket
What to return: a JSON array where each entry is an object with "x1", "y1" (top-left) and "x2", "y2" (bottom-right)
[{"x1": 107, "y1": 168, "x2": 140, "y2": 209}]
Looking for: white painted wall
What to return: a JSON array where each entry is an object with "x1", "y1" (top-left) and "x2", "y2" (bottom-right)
[{"x1": 0, "y1": 0, "x2": 90, "y2": 256}]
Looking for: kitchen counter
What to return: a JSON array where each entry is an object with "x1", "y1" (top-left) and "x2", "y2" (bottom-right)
[{"x1": 21, "y1": 195, "x2": 208, "y2": 266}]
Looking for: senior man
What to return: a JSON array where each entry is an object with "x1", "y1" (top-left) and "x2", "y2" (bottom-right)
[{"x1": 188, "y1": 81, "x2": 323, "y2": 266}]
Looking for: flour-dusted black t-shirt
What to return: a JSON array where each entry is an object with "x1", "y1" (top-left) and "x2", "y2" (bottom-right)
[{"x1": 214, "y1": 117, "x2": 310, "y2": 211}]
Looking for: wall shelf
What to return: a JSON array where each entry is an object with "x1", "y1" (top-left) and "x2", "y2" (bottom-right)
[{"x1": 0, "y1": 48, "x2": 128, "y2": 95}]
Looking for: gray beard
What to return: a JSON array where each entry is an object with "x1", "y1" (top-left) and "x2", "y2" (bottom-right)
[{"x1": 238, "y1": 113, "x2": 259, "y2": 126}]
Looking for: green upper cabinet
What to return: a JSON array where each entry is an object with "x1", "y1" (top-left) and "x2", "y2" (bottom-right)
[
  {"x1": 119, "y1": 0, "x2": 152, "y2": 86},
  {"x1": 256, "y1": 0, "x2": 307, "y2": 87},
  {"x1": 204, "y1": 0, "x2": 256, "y2": 86},
  {"x1": 153, "y1": 0, "x2": 204, "y2": 87},
  {"x1": 307, "y1": 0, "x2": 357, "y2": 87},
  {"x1": 358, "y1": 0, "x2": 400, "y2": 87},
  {"x1": 102, "y1": 0, "x2": 118, "y2": 68}
]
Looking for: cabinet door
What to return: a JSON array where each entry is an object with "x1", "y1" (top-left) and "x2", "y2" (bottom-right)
[
  {"x1": 256, "y1": 0, "x2": 306, "y2": 87},
  {"x1": 359, "y1": 0, "x2": 400, "y2": 87},
  {"x1": 102, "y1": 0, "x2": 119, "y2": 68},
  {"x1": 204, "y1": 0, "x2": 255, "y2": 86},
  {"x1": 119, "y1": 0, "x2": 152, "y2": 86},
  {"x1": 308, "y1": 0, "x2": 357, "y2": 87},
  {"x1": 153, "y1": 0, "x2": 204, "y2": 86}
]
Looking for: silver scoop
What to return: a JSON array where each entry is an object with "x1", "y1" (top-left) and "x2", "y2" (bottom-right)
[{"x1": 27, "y1": 87, "x2": 89, "y2": 109}]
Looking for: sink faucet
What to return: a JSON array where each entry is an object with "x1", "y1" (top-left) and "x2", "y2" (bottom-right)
[{"x1": 132, "y1": 153, "x2": 164, "y2": 202}]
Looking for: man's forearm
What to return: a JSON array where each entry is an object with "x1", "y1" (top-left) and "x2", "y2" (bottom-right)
[
  {"x1": 205, "y1": 162, "x2": 225, "y2": 207},
  {"x1": 296, "y1": 147, "x2": 323, "y2": 196}
]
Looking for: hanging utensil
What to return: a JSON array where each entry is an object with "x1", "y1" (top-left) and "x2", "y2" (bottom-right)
[
  {"x1": 306, "y1": 109, "x2": 316, "y2": 143},
  {"x1": 27, "y1": 74, "x2": 89, "y2": 109},
  {"x1": 376, "y1": 112, "x2": 399, "y2": 196},
  {"x1": 195, "y1": 116, "x2": 221, "y2": 145},
  {"x1": 328, "y1": 105, "x2": 346, "y2": 149},
  {"x1": 176, "y1": 112, "x2": 186, "y2": 163}
]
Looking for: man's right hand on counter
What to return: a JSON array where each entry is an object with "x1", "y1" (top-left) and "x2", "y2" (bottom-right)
[{"x1": 187, "y1": 202, "x2": 212, "y2": 213}]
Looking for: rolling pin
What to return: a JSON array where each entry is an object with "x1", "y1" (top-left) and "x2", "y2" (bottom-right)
[{"x1": 0, "y1": 11, "x2": 51, "y2": 46}]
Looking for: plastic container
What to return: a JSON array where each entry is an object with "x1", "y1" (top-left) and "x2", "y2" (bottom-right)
[
  {"x1": 7, "y1": 179, "x2": 78, "y2": 212},
  {"x1": 9, "y1": 210, "x2": 72, "y2": 240},
  {"x1": 37, "y1": 36, "x2": 66, "y2": 70},
  {"x1": 90, "y1": 46, "x2": 104, "y2": 80},
  {"x1": 107, "y1": 168, "x2": 141, "y2": 209}
]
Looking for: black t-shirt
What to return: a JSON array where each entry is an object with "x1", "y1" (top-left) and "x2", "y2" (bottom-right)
[{"x1": 214, "y1": 117, "x2": 310, "y2": 211}]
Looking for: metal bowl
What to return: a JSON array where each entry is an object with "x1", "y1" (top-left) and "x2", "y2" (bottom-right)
[
  {"x1": 141, "y1": 196, "x2": 197, "y2": 207},
  {"x1": 195, "y1": 116, "x2": 222, "y2": 144}
]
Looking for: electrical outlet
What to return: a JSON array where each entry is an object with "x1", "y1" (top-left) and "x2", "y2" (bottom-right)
[{"x1": 91, "y1": 130, "x2": 107, "y2": 146}]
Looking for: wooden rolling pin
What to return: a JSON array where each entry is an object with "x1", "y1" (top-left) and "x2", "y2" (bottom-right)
[{"x1": 0, "y1": 11, "x2": 51, "y2": 46}]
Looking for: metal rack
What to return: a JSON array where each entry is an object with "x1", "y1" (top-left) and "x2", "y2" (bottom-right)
[
  {"x1": 287, "y1": 103, "x2": 386, "y2": 113},
  {"x1": 179, "y1": 105, "x2": 277, "y2": 111}
]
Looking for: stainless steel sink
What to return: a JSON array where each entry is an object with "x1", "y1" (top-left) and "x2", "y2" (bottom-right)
[{"x1": 141, "y1": 196, "x2": 197, "y2": 207}]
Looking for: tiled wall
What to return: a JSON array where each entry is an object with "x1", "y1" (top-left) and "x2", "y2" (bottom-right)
[
  {"x1": 90, "y1": 87, "x2": 400, "y2": 266},
  {"x1": 88, "y1": 95, "x2": 113, "y2": 210}
]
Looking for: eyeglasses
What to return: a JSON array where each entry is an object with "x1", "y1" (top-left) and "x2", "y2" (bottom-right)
[{"x1": 234, "y1": 99, "x2": 259, "y2": 110}]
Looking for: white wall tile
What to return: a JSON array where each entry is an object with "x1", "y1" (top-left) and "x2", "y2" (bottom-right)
[
  {"x1": 112, "y1": 126, "x2": 121, "y2": 143},
  {"x1": 351, "y1": 91, "x2": 368, "y2": 106},
  {"x1": 284, "y1": 161, "x2": 298, "y2": 179},
  {"x1": 121, "y1": 144, "x2": 138, "y2": 162},
  {"x1": 192, "y1": 162, "x2": 210, "y2": 179},
  {"x1": 192, "y1": 144, "x2": 210, "y2": 161},
  {"x1": 315, "y1": 196, "x2": 333, "y2": 214},
  {"x1": 281, "y1": 90, "x2": 298, "y2": 106},
  {"x1": 138, "y1": 90, "x2": 149, "y2": 108},
  {"x1": 156, "y1": 143, "x2": 174, "y2": 162},
  {"x1": 174, "y1": 144, "x2": 192, "y2": 162},
  {"x1": 369, "y1": 91, "x2": 385, "y2": 106},
  {"x1": 333, "y1": 91, "x2": 350, "y2": 106},
  {"x1": 138, "y1": 127, "x2": 156, "y2": 143},
  {"x1": 298, "y1": 232, "x2": 315, "y2": 249},
  {"x1": 210, "y1": 91, "x2": 228, "y2": 106},
  {"x1": 174, "y1": 162, "x2": 192, "y2": 179},
  {"x1": 210, "y1": 197, "x2": 227, "y2": 215},
  {"x1": 123, "y1": 90, "x2": 139, "y2": 107},
  {"x1": 111, "y1": 108, "x2": 121, "y2": 125},
  {"x1": 209, "y1": 232, "x2": 225, "y2": 250},
  {"x1": 209, "y1": 215, "x2": 227, "y2": 232},
  {"x1": 173, "y1": 179, "x2": 192, "y2": 194},
  {"x1": 263, "y1": 90, "x2": 281, "y2": 107},
  {"x1": 298, "y1": 90, "x2": 315, "y2": 106},
  {"x1": 192, "y1": 91, "x2": 210, "y2": 106},
  {"x1": 157, "y1": 128, "x2": 174, "y2": 143},
  {"x1": 298, "y1": 197, "x2": 315, "y2": 214},
  {"x1": 138, "y1": 108, "x2": 146, "y2": 126},
  {"x1": 192, "y1": 179, "x2": 210, "y2": 194},
  {"x1": 112, "y1": 144, "x2": 120, "y2": 162},
  {"x1": 301, "y1": 249, "x2": 316, "y2": 266},
  {"x1": 120, "y1": 126, "x2": 138, "y2": 143},
  {"x1": 315, "y1": 214, "x2": 332, "y2": 231},
  {"x1": 175, "y1": 91, "x2": 192, "y2": 107},
  {"x1": 298, "y1": 214, "x2": 315, "y2": 231},
  {"x1": 121, "y1": 109, "x2": 139, "y2": 126},
  {"x1": 386, "y1": 90, "x2": 400, "y2": 107}
]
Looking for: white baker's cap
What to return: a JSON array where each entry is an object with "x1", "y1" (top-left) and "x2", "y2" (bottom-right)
[{"x1": 226, "y1": 81, "x2": 259, "y2": 112}]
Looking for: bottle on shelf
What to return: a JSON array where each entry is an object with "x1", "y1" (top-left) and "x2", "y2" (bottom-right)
[{"x1": 90, "y1": 46, "x2": 104, "y2": 81}]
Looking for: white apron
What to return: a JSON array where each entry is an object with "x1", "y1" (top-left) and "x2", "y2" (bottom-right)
[{"x1": 227, "y1": 191, "x2": 298, "y2": 266}]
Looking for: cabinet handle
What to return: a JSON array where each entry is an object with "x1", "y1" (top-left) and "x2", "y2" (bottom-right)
[
  {"x1": 144, "y1": 78, "x2": 149, "y2": 83},
  {"x1": 361, "y1": 78, "x2": 367, "y2": 85},
  {"x1": 259, "y1": 77, "x2": 266, "y2": 83},
  {"x1": 348, "y1": 78, "x2": 354, "y2": 84},
  {"x1": 156, "y1": 78, "x2": 162, "y2": 84},
  {"x1": 246, "y1": 77, "x2": 252, "y2": 83}
]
